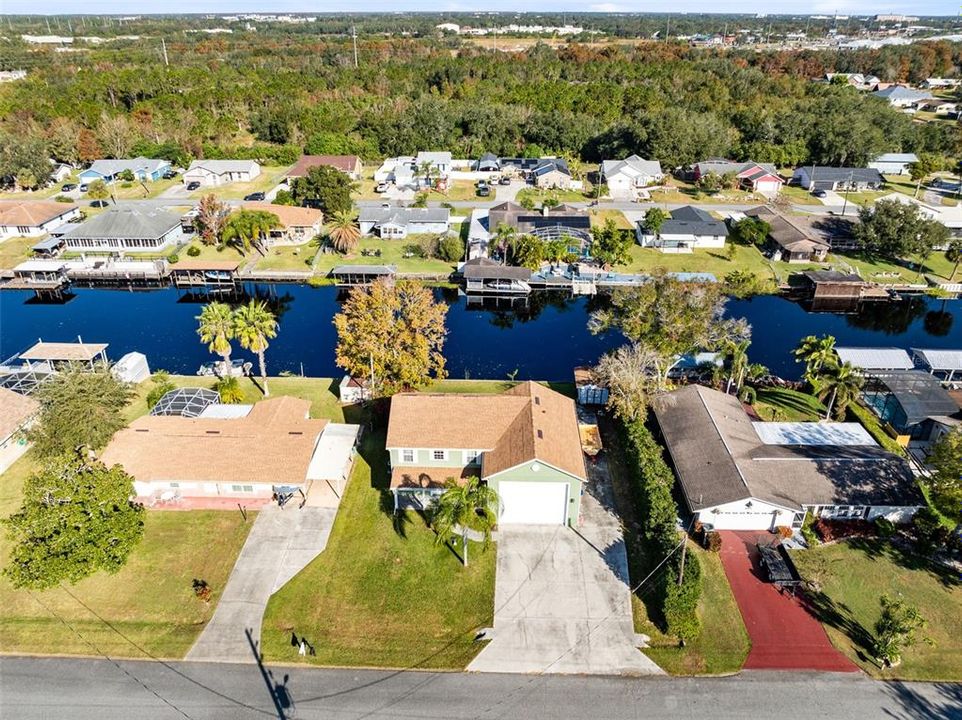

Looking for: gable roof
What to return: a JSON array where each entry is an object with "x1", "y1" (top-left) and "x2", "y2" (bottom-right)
[
  {"x1": 601, "y1": 155, "x2": 663, "y2": 180},
  {"x1": 288, "y1": 155, "x2": 361, "y2": 176},
  {"x1": 242, "y1": 202, "x2": 323, "y2": 227},
  {"x1": 798, "y1": 166, "x2": 884, "y2": 184},
  {"x1": 84, "y1": 157, "x2": 169, "y2": 176},
  {"x1": 60, "y1": 207, "x2": 182, "y2": 240},
  {"x1": 656, "y1": 205, "x2": 728, "y2": 237},
  {"x1": 533, "y1": 159, "x2": 571, "y2": 177},
  {"x1": 386, "y1": 382, "x2": 586, "y2": 482},
  {"x1": 0, "y1": 200, "x2": 77, "y2": 228},
  {"x1": 186, "y1": 159, "x2": 259, "y2": 175},
  {"x1": 416, "y1": 151, "x2": 452, "y2": 165},
  {"x1": 653, "y1": 384, "x2": 923, "y2": 512},
  {"x1": 871, "y1": 153, "x2": 919, "y2": 163},
  {"x1": 873, "y1": 86, "x2": 933, "y2": 102},
  {"x1": 694, "y1": 159, "x2": 778, "y2": 177},
  {"x1": 101, "y1": 396, "x2": 327, "y2": 486},
  {"x1": 357, "y1": 206, "x2": 449, "y2": 225},
  {"x1": 745, "y1": 206, "x2": 828, "y2": 254},
  {"x1": 461, "y1": 256, "x2": 531, "y2": 281}
]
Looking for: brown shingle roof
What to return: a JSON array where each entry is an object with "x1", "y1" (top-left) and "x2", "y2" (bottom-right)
[
  {"x1": 100, "y1": 396, "x2": 327, "y2": 486},
  {"x1": 0, "y1": 388, "x2": 39, "y2": 442},
  {"x1": 0, "y1": 200, "x2": 77, "y2": 228},
  {"x1": 241, "y1": 202, "x2": 323, "y2": 228},
  {"x1": 386, "y1": 382, "x2": 587, "y2": 481},
  {"x1": 288, "y1": 155, "x2": 360, "y2": 177},
  {"x1": 745, "y1": 207, "x2": 829, "y2": 255}
]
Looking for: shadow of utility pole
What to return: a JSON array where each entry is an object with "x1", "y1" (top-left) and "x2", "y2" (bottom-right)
[{"x1": 246, "y1": 627, "x2": 294, "y2": 720}]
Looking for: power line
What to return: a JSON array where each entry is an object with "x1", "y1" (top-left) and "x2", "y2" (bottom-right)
[{"x1": 26, "y1": 590, "x2": 196, "y2": 720}]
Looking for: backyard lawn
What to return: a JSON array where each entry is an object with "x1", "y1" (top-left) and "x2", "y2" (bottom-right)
[
  {"x1": 753, "y1": 387, "x2": 826, "y2": 422},
  {"x1": 0, "y1": 451, "x2": 253, "y2": 658},
  {"x1": 261, "y1": 424, "x2": 496, "y2": 669},
  {"x1": 253, "y1": 244, "x2": 317, "y2": 272},
  {"x1": 0, "y1": 235, "x2": 36, "y2": 269},
  {"x1": 312, "y1": 236, "x2": 456, "y2": 276},
  {"x1": 589, "y1": 208, "x2": 632, "y2": 230},
  {"x1": 602, "y1": 417, "x2": 750, "y2": 675},
  {"x1": 516, "y1": 186, "x2": 592, "y2": 205},
  {"x1": 792, "y1": 538, "x2": 962, "y2": 681}
]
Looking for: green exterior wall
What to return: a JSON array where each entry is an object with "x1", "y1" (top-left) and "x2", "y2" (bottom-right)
[{"x1": 388, "y1": 447, "x2": 483, "y2": 468}]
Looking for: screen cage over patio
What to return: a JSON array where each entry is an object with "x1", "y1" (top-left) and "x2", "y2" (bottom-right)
[
  {"x1": 862, "y1": 370, "x2": 959, "y2": 434},
  {"x1": 150, "y1": 387, "x2": 221, "y2": 417}
]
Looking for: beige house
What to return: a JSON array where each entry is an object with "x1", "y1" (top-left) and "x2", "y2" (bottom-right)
[
  {"x1": 242, "y1": 202, "x2": 323, "y2": 245},
  {"x1": 0, "y1": 388, "x2": 40, "y2": 474},
  {"x1": 0, "y1": 200, "x2": 80, "y2": 239}
]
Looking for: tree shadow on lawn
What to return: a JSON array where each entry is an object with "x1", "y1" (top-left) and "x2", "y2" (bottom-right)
[
  {"x1": 799, "y1": 588, "x2": 876, "y2": 664},
  {"x1": 846, "y1": 537, "x2": 962, "y2": 590}
]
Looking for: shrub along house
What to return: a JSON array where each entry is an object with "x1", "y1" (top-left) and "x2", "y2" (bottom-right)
[
  {"x1": 385, "y1": 382, "x2": 587, "y2": 526},
  {"x1": 652, "y1": 385, "x2": 924, "y2": 532}
]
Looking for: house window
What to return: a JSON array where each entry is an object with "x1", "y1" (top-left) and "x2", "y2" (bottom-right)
[
  {"x1": 230, "y1": 484, "x2": 254, "y2": 493},
  {"x1": 432, "y1": 450, "x2": 447, "y2": 462},
  {"x1": 401, "y1": 449, "x2": 415, "y2": 463},
  {"x1": 465, "y1": 450, "x2": 481, "y2": 464},
  {"x1": 169, "y1": 482, "x2": 180, "y2": 489}
]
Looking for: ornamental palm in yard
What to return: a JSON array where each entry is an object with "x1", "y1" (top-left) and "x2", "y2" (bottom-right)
[
  {"x1": 794, "y1": 334, "x2": 837, "y2": 383},
  {"x1": 431, "y1": 477, "x2": 499, "y2": 567},
  {"x1": 813, "y1": 360, "x2": 864, "y2": 421},
  {"x1": 221, "y1": 209, "x2": 280, "y2": 255},
  {"x1": 327, "y1": 210, "x2": 361, "y2": 255},
  {"x1": 196, "y1": 302, "x2": 235, "y2": 376},
  {"x1": 233, "y1": 299, "x2": 278, "y2": 396}
]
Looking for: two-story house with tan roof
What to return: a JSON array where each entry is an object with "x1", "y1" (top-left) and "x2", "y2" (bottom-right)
[{"x1": 385, "y1": 382, "x2": 587, "y2": 525}]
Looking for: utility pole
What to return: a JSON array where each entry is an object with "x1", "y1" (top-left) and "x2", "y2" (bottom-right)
[
  {"x1": 161, "y1": 37, "x2": 169, "y2": 67},
  {"x1": 840, "y1": 168, "x2": 853, "y2": 217},
  {"x1": 677, "y1": 532, "x2": 688, "y2": 585},
  {"x1": 351, "y1": 24, "x2": 358, "y2": 69},
  {"x1": 665, "y1": 16, "x2": 670, "y2": 42},
  {"x1": 45, "y1": 17, "x2": 51, "y2": 33}
]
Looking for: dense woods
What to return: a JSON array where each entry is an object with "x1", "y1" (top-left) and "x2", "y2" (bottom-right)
[{"x1": 2, "y1": 24, "x2": 961, "y2": 185}]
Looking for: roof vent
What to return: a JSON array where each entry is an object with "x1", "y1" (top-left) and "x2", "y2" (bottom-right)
[
  {"x1": 537, "y1": 429, "x2": 543, "y2": 439},
  {"x1": 288, "y1": 431, "x2": 304, "y2": 435},
  {"x1": 205, "y1": 430, "x2": 220, "y2": 435},
  {"x1": 135, "y1": 428, "x2": 149, "y2": 433},
  {"x1": 534, "y1": 396, "x2": 541, "y2": 406}
]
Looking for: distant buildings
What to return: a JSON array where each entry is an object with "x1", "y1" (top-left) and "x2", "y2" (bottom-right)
[
  {"x1": 868, "y1": 153, "x2": 918, "y2": 176},
  {"x1": 182, "y1": 160, "x2": 260, "y2": 187},
  {"x1": 79, "y1": 158, "x2": 171, "y2": 184}
]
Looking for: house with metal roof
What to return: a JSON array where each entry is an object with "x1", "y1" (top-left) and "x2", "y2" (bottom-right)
[
  {"x1": 386, "y1": 382, "x2": 587, "y2": 525},
  {"x1": 59, "y1": 207, "x2": 187, "y2": 252},
  {"x1": 792, "y1": 166, "x2": 885, "y2": 192},
  {"x1": 872, "y1": 85, "x2": 934, "y2": 109},
  {"x1": 182, "y1": 159, "x2": 261, "y2": 187},
  {"x1": 911, "y1": 348, "x2": 962, "y2": 384},
  {"x1": 652, "y1": 384, "x2": 924, "y2": 531},
  {"x1": 600, "y1": 155, "x2": 663, "y2": 198},
  {"x1": 868, "y1": 153, "x2": 919, "y2": 176},
  {"x1": 357, "y1": 206, "x2": 450, "y2": 239},
  {"x1": 636, "y1": 205, "x2": 728, "y2": 253},
  {"x1": 79, "y1": 157, "x2": 171, "y2": 183},
  {"x1": 835, "y1": 347, "x2": 915, "y2": 371}
]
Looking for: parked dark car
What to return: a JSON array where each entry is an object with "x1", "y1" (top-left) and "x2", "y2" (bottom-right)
[
  {"x1": 61, "y1": 183, "x2": 77, "y2": 192},
  {"x1": 477, "y1": 185, "x2": 491, "y2": 197},
  {"x1": 163, "y1": 169, "x2": 178, "y2": 180},
  {"x1": 244, "y1": 191, "x2": 266, "y2": 201},
  {"x1": 186, "y1": 181, "x2": 201, "y2": 191},
  {"x1": 79, "y1": 183, "x2": 89, "y2": 192},
  {"x1": 89, "y1": 200, "x2": 110, "y2": 208},
  {"x1": 812, "y1": 189, "x2": 828, "y2": 199},
  {"x1": 498, "y1": 176, "x2": 511, "y2": 185}
]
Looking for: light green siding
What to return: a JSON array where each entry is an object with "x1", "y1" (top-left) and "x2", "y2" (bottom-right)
[
  {"x1": 486, "y1": 461, "x2": 582, "y2": 526},
  {"x1": 388, "y1": 447, "x2": 482, "y2": 468}
]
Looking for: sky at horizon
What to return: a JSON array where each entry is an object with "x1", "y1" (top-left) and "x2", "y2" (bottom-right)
[{"x1": 2, "y1": 2, "x2": 959, "y2": 19}]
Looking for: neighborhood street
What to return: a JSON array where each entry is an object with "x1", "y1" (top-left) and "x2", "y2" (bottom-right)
[{"x1": 2, "y1": 656, "x2": 958, "y2": 720}]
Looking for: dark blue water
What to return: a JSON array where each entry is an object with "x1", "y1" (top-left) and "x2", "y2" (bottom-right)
[{"x1": 1, "y1": 286, "x2": 960, "y2": 381}]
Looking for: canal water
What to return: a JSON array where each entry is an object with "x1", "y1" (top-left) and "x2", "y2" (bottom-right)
[{"x1": 1, "y1": 286, "x2": 960, "y2": 381}]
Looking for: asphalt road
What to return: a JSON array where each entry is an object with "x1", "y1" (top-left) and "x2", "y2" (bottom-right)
[{"x1": 2, "y1": 657, "x2": 960, "y2": 720}]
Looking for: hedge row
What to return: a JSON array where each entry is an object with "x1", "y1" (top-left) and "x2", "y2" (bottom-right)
[{"x1": 622, "y1": 420, "x2": 702, "y2": 643}]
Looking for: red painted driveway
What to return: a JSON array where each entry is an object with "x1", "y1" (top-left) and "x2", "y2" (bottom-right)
[{"x1": 717, "y1": 531, "x2": 858, "y2": 672}]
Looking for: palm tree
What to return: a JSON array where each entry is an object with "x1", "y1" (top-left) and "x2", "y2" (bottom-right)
[
  {"x1": 431, "y1": 477, "x2": 499, "y2": 567},
  {"x1": 221, "y1": 210, "x2": 280, "y2": 255},
  {"x1": 215, "y1": 376, "x2": 244, "y2": 404},
  {"x1": 493, "y1": 222, "x2": 516, "y2": 265},
  {"x1": 794, "y1": 334, "x2": 837, "y2": 383},
  {"x1": 724, "y1": 339, "x2": 752, "y2": 395},
  {"x1": 233, "y1": 300, "x2": 278, "y2": 396},
  {"x1": 327, "y1": 210, "x2": 361, "y2": 255},
  {"x1": 196, "y1": 302, "x2": 235, "y2": 376},
  {"x1": 947, "y1": 239, "x2": 962, "y2": 282},
  {"x1": 813, "y1": 361, "x2": 864, "y2": 420}
]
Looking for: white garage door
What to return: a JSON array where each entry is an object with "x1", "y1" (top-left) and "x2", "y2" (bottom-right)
[{"x1": 498, "y1": 481, "x2": 568, "y2": 525}]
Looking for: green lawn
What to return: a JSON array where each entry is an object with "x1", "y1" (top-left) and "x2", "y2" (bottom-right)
[
  {"x1": 616, "y1": 242, "x2": 786, "y2": 280},
  {"x1": 313, "y1": 236, "x2": 456, "y2": 276},
  {"x1": 649, "y1": 180, "x2": 767, "y2": 206},
  {"x1": 254, "y1": 244, "x2": 316, "y2": 272},
  {"x1": 791, "y1": 539, "x2": 962, "y2": 681},
  {"x1": 516, "y1": 186, "x2": 593, "y2": 205},
  {"x1": 0, "y1": 235, "x2": 36, "y2": 269},
  {"x1": 589, "y1": 209, "x2": 632, "y2": 230},
  {"x1": 602, "y1": 417, "x2": 749, "y2": 675},
  {"x1": 0, "y1": 451, "x2": 253, "y2": 658},
  {"x1": 753, "y1": 387, "x2": 827, "y2": 422},
  {"x1": 261, "y1": 423, "x2": 496, "y2": 669},
  {"x1": 778, "y1": 185, "x2": 823, "y2": 206}
]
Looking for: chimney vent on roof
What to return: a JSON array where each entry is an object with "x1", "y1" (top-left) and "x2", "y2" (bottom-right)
[{"x1": 537, "y1": 429, "x2": 544, "y2": 439}]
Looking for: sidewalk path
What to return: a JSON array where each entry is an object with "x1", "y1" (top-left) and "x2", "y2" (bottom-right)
[{"x1": 186, "y1": 506, "x2": 336, "y2": 663}]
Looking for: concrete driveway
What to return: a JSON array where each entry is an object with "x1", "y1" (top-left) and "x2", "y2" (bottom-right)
[
  {"x1": 468, "y1": 465, "x2": 663, "y2": 675},
  {"x1": 187, "y1": 506, "x2": 337, "y2": 663}
]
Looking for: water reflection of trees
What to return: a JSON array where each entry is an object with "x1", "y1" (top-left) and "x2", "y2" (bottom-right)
[
  {"x1": 924, "y1": 299, "x2": 955, "y2": 337},
  {"x1": 462, "y1": 290, "x2": 578, "y2": 329},
  {"x1": 845, "y1": 297, "x2": 929, "y2": 335}
]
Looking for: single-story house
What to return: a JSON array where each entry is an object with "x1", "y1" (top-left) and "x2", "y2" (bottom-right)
[
  {"x1": 79, "y1": 157, "x2": 171, "y2": 183},
  {"x1": 487, "y1": 201, "x2": 591, "y2": 256},
  {"x1": 652, "y1": 384, "x2": 925, "y2": 531},
  {"x1": 825, "y1": 72, "x2": 880, "y2": 90},
  {"x1": 601, "y1": 155, "x2": 663, "y2": 198},
  {"x1": 744, "y1": 206, "x2": 829, "y2": 263},
  {"x1": 868, "y1": 153, "x2": 918, "y2": 176},
  {"x1": 636, "y1": 205, "x2": 728, "y2": 253},
  {"x1": 59, "y1": 207, "x2": 187, "y2": 252},
  {"x1": 531, "y1": 159, "x2": 574, "y2": 189},
  {"x1": 385, "y1": 382, "x2": 587, "y2": 526},
  {"x1": 101, "y1": 396, "x2": 360, "y2": 506},
  {"x1": 475, "y1": 152, "x2": 501, "y2": 172},
  {"x1": 183, "y1": 159, "x2": 261, "y2": 187},
  {"x1": 0, "y1": 200, "x2": 80, "y2": 239},
  {"x1": 872, "y1": 85, "x2": 934, "y2": 109},
  {"x1": 242, "y1": 202, "x2": 323, "y2": 245},
  {"x1": 288, "y1": 155, "x2": 363, "y2": 180},
  {"x1": 921, "y1": 77, "x2": 961, "y2": 89},
  {"x1": 0, "y1": 387, "x2": 40, "y2": 474},
  {"x1": 415, "y1": 151, "x2": 453, "y2": 176},
  {"x1": 692, "y1": 160, "x2": 783, "y2": 194},
  {"x1": 358, "y1": 206, "x2": 450, "y2": 239},
  {"x1": 49, "y1": 161, "x2": 73, "y2": 183},
  {"x1": 792, "y1": 166, "x2": 884, "y2": 192}
]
